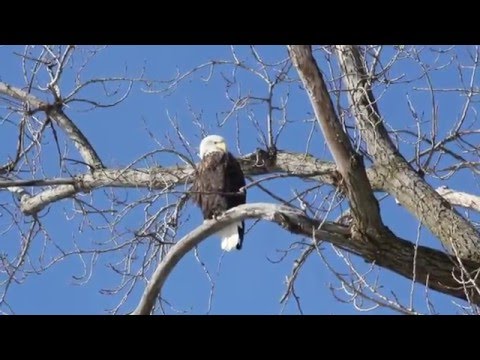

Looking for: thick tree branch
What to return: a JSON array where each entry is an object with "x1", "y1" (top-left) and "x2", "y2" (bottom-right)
[
  {"x1": 5, "y1": 151, "x2": 477, "y2": 217},
  {"x1": 288, "y1": 45, "x2": 385, "y2": 236},
  {"x1": 1, "y1": 150, "x2": 351, "y2": 215},
  {"x1": 336, "y1": 45, "x2": 480, "y2": 261},
  {"x1": 0, "y1": 81, "x2": 104, "y2": 170},
  {"x1": 132, "y1": 202, "x2": 480, "y2": 315}
]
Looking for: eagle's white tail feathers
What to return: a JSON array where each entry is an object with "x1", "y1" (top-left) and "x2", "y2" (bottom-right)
[{"x1": 218, "y1": 222, "x2": 241, "y2": 252}]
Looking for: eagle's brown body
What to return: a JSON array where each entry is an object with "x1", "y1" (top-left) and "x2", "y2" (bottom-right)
[{"x1": 191, "y1": 151, "x2": 246, "y2": 250}]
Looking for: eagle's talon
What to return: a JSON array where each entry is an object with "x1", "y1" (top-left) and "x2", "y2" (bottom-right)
[{"x1": 213, "y1": 209, "x2": 226, "y2": 220}]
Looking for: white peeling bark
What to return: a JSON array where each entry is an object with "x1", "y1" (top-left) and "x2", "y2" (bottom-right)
[{"x1": 436, "y1": 187, "x2": 480, "y2": 213}]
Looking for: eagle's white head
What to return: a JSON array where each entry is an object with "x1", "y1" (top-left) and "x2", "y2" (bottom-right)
[{"x1": 199, "y1": 135, "x2": 227, "y2": 159}]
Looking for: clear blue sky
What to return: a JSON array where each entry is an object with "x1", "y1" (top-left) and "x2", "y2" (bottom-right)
[{"x1": 0, "y1": 45, "x2": 477, "y2": 314}]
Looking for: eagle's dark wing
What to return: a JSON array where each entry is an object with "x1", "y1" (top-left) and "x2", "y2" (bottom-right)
[
  {"x1": 225, "y1": 152, "x2": 246, "y2": 249},
  {"x1": 225, "y1": 152, "x2": 246, "y2": 208}
]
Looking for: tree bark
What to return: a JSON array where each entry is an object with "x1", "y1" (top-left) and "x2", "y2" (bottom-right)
[
  {"x1": 335, "y1": 45, "x2": 480, "y2": 261},
  {"x1": 288, "y1": 45, "x2": 386, "y2": 239},
  {"x1": 132, "y1": 203, "x2": 480, "y2": 315}
]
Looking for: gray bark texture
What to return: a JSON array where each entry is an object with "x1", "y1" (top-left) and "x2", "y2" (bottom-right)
[{"x1": 335, "y1": 45, "x2": 480, "y2": 262}]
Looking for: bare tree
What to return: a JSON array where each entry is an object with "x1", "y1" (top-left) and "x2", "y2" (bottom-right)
[{"x1": 2, "y1": 45, "x2": 480, "y2": 315}]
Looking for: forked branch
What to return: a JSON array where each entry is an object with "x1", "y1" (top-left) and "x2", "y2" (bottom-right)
[
  {"x1": 288, "y1": 45, "x2": 386, "y2": 238},
  {"x1": 335, "y1": 45, "x2": 480, "y2": 261},
  {"x1": 0, "y1": 81, "x2": 103, "y2": 170}
]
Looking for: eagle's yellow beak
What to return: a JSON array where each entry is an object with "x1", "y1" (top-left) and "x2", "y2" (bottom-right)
[{"x1": 216, "y1": 141, "x2": 227, "y2": 152}]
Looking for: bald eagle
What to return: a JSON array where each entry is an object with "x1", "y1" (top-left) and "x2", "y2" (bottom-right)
[{"x1": 191, "y1": 135, "x2": 247, "y2": 251}]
